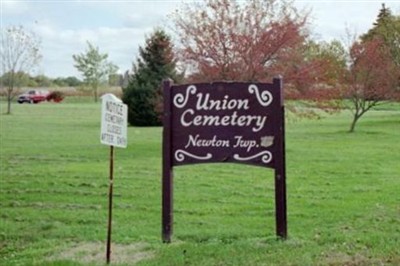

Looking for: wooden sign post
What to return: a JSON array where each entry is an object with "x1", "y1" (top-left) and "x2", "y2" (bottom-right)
[
  {"x1": 100, "y1": 93, "x2": 128, "y2": 263},
  {"x1": 162, "y1": 78, "x2": 287, "y2": 243}
]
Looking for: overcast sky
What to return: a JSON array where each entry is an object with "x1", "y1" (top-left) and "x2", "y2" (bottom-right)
[{"x1": 2, "y1": 0, "x2": 400, "y2": 78}]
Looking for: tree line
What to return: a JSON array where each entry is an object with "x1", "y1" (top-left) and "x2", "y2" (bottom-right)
[
  {"x1": 1, "y1": 1, "x2": 399, "y2": 132},
  {"x1": 0, "y1": 72, "x2": 83, "y2": 88}
]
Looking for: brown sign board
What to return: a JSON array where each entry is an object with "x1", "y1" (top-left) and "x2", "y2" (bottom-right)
[{"x1": 162, "y1": 78, "x2": 287, "y2": 242}]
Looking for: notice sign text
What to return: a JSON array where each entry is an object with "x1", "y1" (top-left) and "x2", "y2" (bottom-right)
[{"x1": 100, "y1": 93, "x2": 128, "y2": 148}]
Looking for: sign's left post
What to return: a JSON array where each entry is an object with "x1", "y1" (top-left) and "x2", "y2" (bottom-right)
[
  {"x1": 100, "y1": 93, "x2": 128, "y2": 264},
  {"x1": 162, "y1": 79, "x2": 173, "y2": 243}
]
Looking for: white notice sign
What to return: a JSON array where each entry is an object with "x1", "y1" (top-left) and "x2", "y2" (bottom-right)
[{"x1": 100, "y1": 93, "x2": 128, "y2": 148}]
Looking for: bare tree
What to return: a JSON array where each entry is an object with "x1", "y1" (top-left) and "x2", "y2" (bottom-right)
[{"x1": 1, "y1": 25, "x2": 41, "y2": 114}]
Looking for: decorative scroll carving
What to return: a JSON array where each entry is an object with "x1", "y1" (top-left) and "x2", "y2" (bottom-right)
[
  {"x1": 173, "y1": 85, "x2": 196, "y2": 108},
  {"x1": 248, "y1": 84, "x2": 273, "y2": 107},
  {"x1": 233, "y1": 151, "x2": 272, "y2": 164},
  {"x1": 175, "y1": 149, "x2": 212, "y2": 162}
]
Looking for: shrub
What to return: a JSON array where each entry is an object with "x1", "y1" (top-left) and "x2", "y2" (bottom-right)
[{"x1": 46, "y1": 91, "x2": 65, "y2": 102}]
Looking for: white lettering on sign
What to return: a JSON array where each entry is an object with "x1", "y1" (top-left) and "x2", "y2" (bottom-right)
[
  {"x1": 100, "y1": 94, "x2": 128, "y2": 148},
  {"x1": 184, "y1": 134, "x2": 260, "y2": 152},
  {"x1": 184, "y1": 134, "x2": 230, "y2": 149},
  {"x1": 196, "y1": 93, "x2": 250, "y2": 110},
  {"x1": 173, "y1": 84, "x2": 271, "y2": 133},
  {"x1": 180, "y1": 109, "x2": 267, "y2": 132}
]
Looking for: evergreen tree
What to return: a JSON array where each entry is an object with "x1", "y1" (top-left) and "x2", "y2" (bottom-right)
[
  {"x1": 123, "y1": 29, "x2": 179, "y2": 126},
  {"x1": 361, "y1": 4, "x2": 400, "y2": 68},
  {"x1": 373, "y1": 3, "x2": 392, "y2": 27}
]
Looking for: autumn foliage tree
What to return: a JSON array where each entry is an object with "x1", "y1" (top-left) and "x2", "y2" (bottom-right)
[
  {"x1": 342, "y1": 4, "x2": 400, "y2": 132},
  {"x1": 344, "y1": 38, "x2": 398, "y2": 132},
  {"x1": 171, "y1": 0, "x2": 345, "y2": 110},
  {"x1": 361, "y1": 4, "x2": 400, "y2": 69},
  {"x1": 172, "y1": 0, "x2": 307, "y2": 82},
  {"x1": 275, "y1": 39, "x2": 346, "y2": 101}
]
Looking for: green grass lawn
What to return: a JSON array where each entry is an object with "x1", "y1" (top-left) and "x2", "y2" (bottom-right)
[{"x1": 0, "y1": 100, "x2": 399, "y2": 265}]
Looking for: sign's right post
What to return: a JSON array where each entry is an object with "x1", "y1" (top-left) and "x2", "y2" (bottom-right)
[{"x1": 273, "y1": 77, "x2": 287, "y2": 239}]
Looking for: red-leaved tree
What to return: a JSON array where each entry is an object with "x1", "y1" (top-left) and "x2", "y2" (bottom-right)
[
  {"x1": 344, "y1": 38, "x2": 399, "y2": 132},
  {"x1": 171, "y1": 0, "x2": 307, "y2": 82},
  {"x1": 273, "y1": 40, "x2": 346, "y2": 101},
  {"x1": 171, "y1": 0, "x2": 345, "y2": 113}
]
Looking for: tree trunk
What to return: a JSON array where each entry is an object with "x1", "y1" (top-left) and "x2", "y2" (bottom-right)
[
  {"x1": 93, "y1": 85, "x2": 98, "y2": 103},
  {"x1": 349, "y1": 113, "x2": 360, "y2": 133},
  {"x1": 6, "y1": 86, "x2": 13, "y2": 115},
  {"x1": 7, "y1": 97, "x2": 11, "y2": 114}
]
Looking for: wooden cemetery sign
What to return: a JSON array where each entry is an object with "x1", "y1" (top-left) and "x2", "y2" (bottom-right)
[{"x1": 162, "y1": 78, "x2": 286, "y2": 243}]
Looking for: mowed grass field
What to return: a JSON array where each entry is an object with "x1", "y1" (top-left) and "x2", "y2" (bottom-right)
[{"x1": 0, "y1": 99, "x2": 399, "y2": 265}]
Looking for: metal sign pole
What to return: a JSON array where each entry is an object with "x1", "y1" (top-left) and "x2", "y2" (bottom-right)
[
  {"x1": 106, "y1": 145, "x2": 114, "y2": 263},
  {"x1": 100, "y1": 94, "x2": 127, "y2": 261}
]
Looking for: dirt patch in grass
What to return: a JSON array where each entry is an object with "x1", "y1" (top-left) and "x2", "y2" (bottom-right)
[
  {"x1": 49, "y1": 242, "x2": 154, "y2": 265},
  {"x1": 319, "y1": 251, "x2": 385, "y2": 266}
]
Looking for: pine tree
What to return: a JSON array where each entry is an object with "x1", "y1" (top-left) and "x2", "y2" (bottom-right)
[
  {"x1": 123, "y1": 29, "x2": 179, "y2": 126},
  {"x1": 373, "y1": 3, "x2": 392, "y2": 26},
  {"x1": 361, "y1": 4, "x2": 400, "y2": 67},
  {"x1": 362, "y1": 4, "x2": 392, "y2": 41}
]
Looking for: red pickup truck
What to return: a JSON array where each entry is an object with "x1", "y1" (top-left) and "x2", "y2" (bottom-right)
[{"x1": 17, "y1": 90, "x2": 49, "y2": 104}]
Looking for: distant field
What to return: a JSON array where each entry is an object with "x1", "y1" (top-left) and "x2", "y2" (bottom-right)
[{"x1": 0, "y1": 101, "x2": 399, "y2": 265}]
